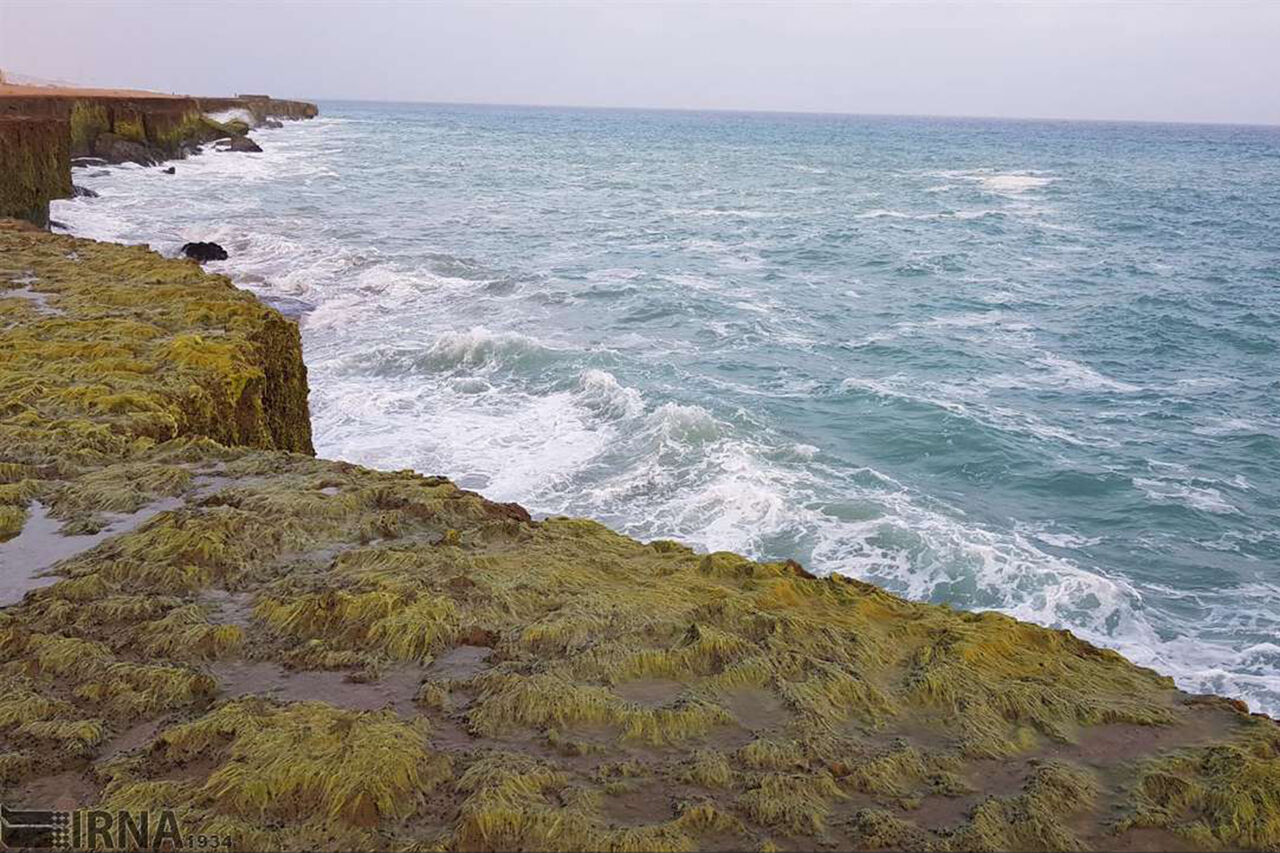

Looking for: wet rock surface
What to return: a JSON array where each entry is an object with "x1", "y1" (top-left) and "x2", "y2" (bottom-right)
[
  {"x1": 92, "y1": 131, "x2": 158, "y2": 166},
  {"x1": 181, "y1": 240, "x2": 228, "y2": 262},
  {"x1": 216, "y1": 135, "x2": 262, "y2": 153}
]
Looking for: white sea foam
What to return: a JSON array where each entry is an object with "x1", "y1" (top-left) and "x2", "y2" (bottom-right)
[
  {"x1": 1134, "y1": 478, "x2": 1238, "y2": 514},
  {"x1": 993, "y1": 352, "x2": 1142, "y2": 394},
  {"x1": 665, "y1": 208, "x2": 775, "y2": 219},
  {"x1": 205, "y1": 108, "x2": 256, "y2": 125},
  {"x1": 978, "y1": 174, "x2": 1056, "y2": 194},
  {"x1": 929, "y1": 169, "x2": 1058, "y2": 195},
  {"x1": 576, "y1": 370, "x2": 646, "y2": 420}
]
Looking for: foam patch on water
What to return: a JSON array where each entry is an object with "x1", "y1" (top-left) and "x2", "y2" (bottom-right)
[
  {"x1": 929, "y1": 168, "x2": 1058, "y2": 195},
  {"x1": 1133, "y1": 477, "x2": 1238, "y2": 514}
]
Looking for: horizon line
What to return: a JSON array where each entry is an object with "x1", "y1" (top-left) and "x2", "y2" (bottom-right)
[{"x1": 295, "y1": 94, "x2": 1280, "y2": 130}]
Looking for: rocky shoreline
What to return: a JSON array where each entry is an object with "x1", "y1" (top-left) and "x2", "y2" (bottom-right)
[
  {"x1": 0, "y1": 116, "x2": 1278, "y2": 851},
  {"x1": 0, "y1": 87, "x2": 317, "y2": 227}
]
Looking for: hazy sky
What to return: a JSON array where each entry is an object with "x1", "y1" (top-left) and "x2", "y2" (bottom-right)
[{"x1": 2, "y1": 1, "x2": 1277, "y2": 124}]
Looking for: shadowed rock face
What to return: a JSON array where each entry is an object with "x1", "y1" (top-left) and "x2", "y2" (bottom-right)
[
  {"x1": 0, "y1": 228, "x2": 1277, "y2": 852},
  {"x1": 0, "y1": 100, "x2": 72, "y2": 226}
]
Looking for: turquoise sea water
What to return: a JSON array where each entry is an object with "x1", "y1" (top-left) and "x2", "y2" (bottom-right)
[{"x1": 56, "y1": 103, "x2": 1280, "y2": 715}]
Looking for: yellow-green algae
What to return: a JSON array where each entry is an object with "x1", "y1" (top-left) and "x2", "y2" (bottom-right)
[
  {"x1": 0, "y1": 117, "x2": 72, "y2": 225},
  {"x1": 1, "y1": 226, "x2": 1277, "y2": 852}
]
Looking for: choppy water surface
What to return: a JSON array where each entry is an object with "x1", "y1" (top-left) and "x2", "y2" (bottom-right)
[{"x1": 55, "y1": 103, "x2": 1280, "y2": 714}]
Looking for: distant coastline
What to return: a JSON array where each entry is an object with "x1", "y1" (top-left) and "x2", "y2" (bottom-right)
[{"x1": 0, "y1": 82, "x2": 316, "y2": 226}]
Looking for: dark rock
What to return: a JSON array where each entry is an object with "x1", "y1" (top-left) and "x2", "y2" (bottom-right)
[
  {"x1": 71, "y1": 185, "x2": 99, "y2": 199},
  {"x1": 181, "y1": 241, "x2": 229, "y2": 262},
  {"x1": 225, "y1": 135, "x2": 262, "y2": 153},
  {"x1": 162, "y1": 167, "x2": 176, "y2": 175},
  {"x1": 93, "y1": 133, "x2": 158, "y2": 166},
  {"x1": 261, "y1": 118, "x2": 284, "y2": 129},
  {"x1": 71, "y1": 157, "x2": 108, "y2": 168},
  {"x1": 49, "y1": 220, "x2": 68, "y2": 231}
]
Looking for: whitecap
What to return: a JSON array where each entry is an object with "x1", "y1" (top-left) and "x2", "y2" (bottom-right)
[
  {"x1": 575, "y1": 369, "x2": 645, "y2": 420},
  {"x1": 1133, "y1": 478, "x2": 1238, "y2": 514}
]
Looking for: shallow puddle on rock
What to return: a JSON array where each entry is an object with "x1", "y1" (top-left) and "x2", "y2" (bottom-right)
[
  {"x1": 427, "y1": 715, "x2": 478, "y2": 752},
  {"x1": 1041, "y1": 705, "x2": 1241, "y2": 768},
  {"x1": 101, "y1": 718, "x2": 164, "y2": 759},
  {"x1": 189, "y1": 473, "x2": 237, "y2": 500},
  {"x1": 199, "y1": 589, "x2": 255, "y2": 627},
  {"x1": 719, "y1": 686, "x2": 787, "y2": 732},
  {"x1": 1103, "y1": 826, "x2": 1203, "y2": 852},
  {"x1": 601, "y1": 782, "x2": 673, "y2": 827},
  {"x1": 426, "y1": 644, "x2": 492, "y2": 680},
  {"x1": 907, "y1": 792, "x2": 978, "y2": 830},
  {"x1": 211, "y1": 661, "x2": 425, "y2": 717},
  {"x1": 3, "y1": 286, "x2": 64, "y2": 315},
  {"x1": 0, "y1": 498, "x2": 181, "y2": 606},
  {"x1": 12, "y1": 770, "x2": 98, "y2": 811},
  {"x1": 615, "y1": 678, "x2": 684, "y2": 708}
]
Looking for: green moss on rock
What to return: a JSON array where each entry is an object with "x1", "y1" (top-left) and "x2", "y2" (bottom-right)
[
  {"x1": 69, "y1": 100, "x2": 110, "y2": 157},
  {"x1": 0, "y1": 118, "x2": 72, "y2": 226},
  {"x1": 0, "y1": 223, "x2": 313, "y2": 467}
]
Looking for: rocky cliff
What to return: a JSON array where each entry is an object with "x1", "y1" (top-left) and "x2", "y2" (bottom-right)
[
  {"x1": 0, "y1": 228, "x2": 1276, "y2": 852},
  {"x1": 0, "y1": 90, "x2": 318, "y2": 226},
  {"x1": 0, "y1": 99, "x2": 72, "y2": 226}
]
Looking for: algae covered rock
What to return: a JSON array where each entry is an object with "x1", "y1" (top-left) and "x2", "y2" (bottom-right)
[
  {"x1": 0, "y1": 223, "x2": 313, "y2": 464},
  {"x1": 0, "y1": 228, "x2": 1277, "y2": 852},
  {"x1": 0, "y1": 109, "x2": 73, "y2": 226}
]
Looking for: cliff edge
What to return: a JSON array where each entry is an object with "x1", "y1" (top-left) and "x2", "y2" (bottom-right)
[{"x1": 0, "y1": 229, "x2": 1276, "y2": 852}]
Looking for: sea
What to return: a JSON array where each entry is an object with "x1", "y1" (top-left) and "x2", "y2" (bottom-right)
[{"x1": 53, "y1": 101, "x2": 1280, "y2": 716}]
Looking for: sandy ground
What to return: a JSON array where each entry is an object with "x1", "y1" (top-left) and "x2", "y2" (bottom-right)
[{"x1": 0, "y1": 82, "x2": 187, "y2": 99}]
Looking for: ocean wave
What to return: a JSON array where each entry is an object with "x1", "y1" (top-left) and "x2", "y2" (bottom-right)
[
  {"x1": 333, "y1": 327, "x2": 563, "y2": 377},
  {"x1": 991, "y1": 352, "x2": 1142, "y2": 394},
  {"x1": 575, "y1": 369, "x2": 645, "y2": 420},
  {"x1": 1133, "y1": 477, "x2": 1238, "y2": 514}
]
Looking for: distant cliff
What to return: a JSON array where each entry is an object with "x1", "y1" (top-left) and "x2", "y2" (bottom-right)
[{"x1": 0, "y1": 89, "x2": 318, "y2": 226}]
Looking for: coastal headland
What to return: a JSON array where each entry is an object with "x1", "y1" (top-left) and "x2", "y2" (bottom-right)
[
  {"x1": 0, "y1": 81, "x2": 317, "y2": 227},
  {"x1": 0, "y1": 102, "x2": 1277, "y2": 850}
]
